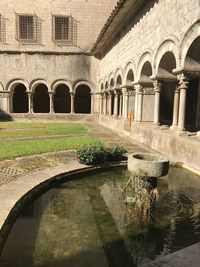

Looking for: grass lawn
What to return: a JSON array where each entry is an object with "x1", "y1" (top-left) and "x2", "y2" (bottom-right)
[
  {"x1": 0, "y1": 122, "x2": 100, "y2": 161},
  {"x1": 0, "y1": 122, "x2": 88, "y2": 139}
]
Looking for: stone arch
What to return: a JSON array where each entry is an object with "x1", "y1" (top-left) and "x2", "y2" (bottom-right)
[
  {"x1": 105, "y1": 81, "x2": 109, "y2": 90},
  {"x1": 0, "y1": 82, "x2": 4, "y2": 91},
  {"x1": 30, "y1": 79, "x2": 51, "y2": 93},
  {"x1": 74, "y1": 81, "x2": 92, "y2": 114},
  {"x1": 53, "y1": 84, "x2": 71, "y2": 113},
  {"x1": 136, "y1": 51, "x2": 153, "y2": 80},
  {"x1": 6, "y1": 79, "x2": 29, "y2": 92},
  {"x1": 157, "y1": 51, "x2": 177, "y2": 126},
  {"x1": 52, "y1": 79, "x2": 72, "y2": 93},
  {"x1": 139, "y1": 61, "x2": 153, "y2": 83},
  {"x1": 108, "y1": 74, "x2": 114, "y2": 87},
  {"x1": 183, "y1": 34, "x2": 200, "y2": 130},
  {"x1": 114, "y1": 68, "x2": 123, "y2": 86},
  {"x1": 100, "y1": 82, "x2": 104, "y2": 92},
  {"x1": 180, "y1": 19, "x2": 200, "y2": 67},
  {"x1": 33, "y1": 83, "x2": 50, "y2": 113},
  {"x1": 123, "y1": 61, "x2": 136, "y2": 85},
  {"x1": 154, "y1": 37, "x2": 179, "y2": 73},
  {"x1": 6, "y1": 79, "x2": 29, "y2": 113},
  {"x1": 12, "y1": 84, "x2": 29, "y2": 113}
]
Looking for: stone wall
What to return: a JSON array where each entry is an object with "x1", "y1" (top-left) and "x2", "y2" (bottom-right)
[
  {"x1": 0, "y1": 0, "x2": 116, "y2": 52},
  {"x1": 99, "y1": 0, "x2": 200, "y2": 80}
]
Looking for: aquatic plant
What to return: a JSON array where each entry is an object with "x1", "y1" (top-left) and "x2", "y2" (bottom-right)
[{"x1": 121, "y1": 174, "x2": 159, "y2": 222}]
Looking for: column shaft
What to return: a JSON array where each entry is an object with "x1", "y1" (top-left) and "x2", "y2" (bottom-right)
[
  {"x1": 153, "y1": 81, "x2": 162, "y2": 125},
  {"x1": 70, "y1": 93, "x2": 75, "y2": 113},
  {"x1": 178, "y1": 74, "x2": 188, "y2": 131},
  {"x1": 172, "y1": 88, "x2": 179, "y2": 127}
]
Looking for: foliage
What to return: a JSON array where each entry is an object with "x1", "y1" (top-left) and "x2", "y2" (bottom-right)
[
  {"x1": 76, "y1": 144, "x2": 127, "y2": 165},
  {"x1": 121, "y1": 175, "x2": 159, "y2": 222}
]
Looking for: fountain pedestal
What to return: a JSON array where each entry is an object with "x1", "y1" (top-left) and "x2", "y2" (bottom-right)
[{"x1": 128, "y1": 153, "x2": 169, "y2": 177}]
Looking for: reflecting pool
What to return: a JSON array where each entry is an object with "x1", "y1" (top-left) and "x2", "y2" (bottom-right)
[{"x1": 0, "y1": 167, "x2": 200, "y2": 267}]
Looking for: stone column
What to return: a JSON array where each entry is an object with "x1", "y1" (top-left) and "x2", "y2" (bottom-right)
[
  {"x1": 1, "y1": 91, "x2": 10, "y2": 113},
  {"x1": 103, "y1": 92, "x2": 107, "y2": 115},
  {"x1": 108, "y1": 91, "x2": 113, "y2": 116},
  {"x1": 134, "y1": 88, "x2": 138, "y2": 122},
  {"x1": 122, "y1": 87, "x2": 129, "y2": 119},
  {"x1": 100, "y1": 93, "x2": 103, "y2": 114},
  {"x1": 70, "y1": 92, "x2": 75, "y2": 114},
  {"x1": 177, "y1": 73, "x2": 189, "y2": 131},
  {"x1": 172, "y1": 87, "x2": 180, "y2": 128},
  {"x1": 90, "y1": 93, "x2": 94, "y2": 114},
  {"x1": 119, "y1": 93, "x2": 123, "y2": 117},
  {"x1": 153, "y1": 81, "x2": 162, "y2": 125},
  {"x1": 27, "y1": 91, "x2": 32, "y2": 113},
  {"x1": 137, "y1": 85, "x2": 143, "y2": 122},
  {"x1": 113, "y1": 90, "x2": 119, "y2": 117},
  {"x1": 49, "y1": 92, "x2": 54, "y2": 113}
]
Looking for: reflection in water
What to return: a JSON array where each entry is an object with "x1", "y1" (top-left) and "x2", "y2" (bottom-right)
[{"x1": 0, "y1": 167, "x2": 200, "y2": 267}]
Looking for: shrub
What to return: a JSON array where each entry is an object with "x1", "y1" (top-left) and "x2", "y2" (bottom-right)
[{"x1": 76, "y1": 144, "x2": 127, "y2": 165}]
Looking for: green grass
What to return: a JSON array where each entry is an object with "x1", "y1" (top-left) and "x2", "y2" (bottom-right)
[
  {"x1": 0, "y1": 137, "x2": 100, "y2": 161},
  {"x1": 0, "y1": 122, "x2": 88, "y2": 139},
  {"x1": 0, "y1": 122, "x2": 101, "y2": 161}
]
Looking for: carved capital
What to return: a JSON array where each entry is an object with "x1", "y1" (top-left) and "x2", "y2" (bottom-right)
[
  {"x1": 143, "y1": 87, "x2": 155, "y2": 94},
  {"x1": 177, "y1": 73, "x2": 189, "y2": 89},
  {"x1": 137, "y1": 85, "x2": 143, "y2": 94},
  {"x1": 153, "y1": 80, "x2": 162, "y2": 93}
]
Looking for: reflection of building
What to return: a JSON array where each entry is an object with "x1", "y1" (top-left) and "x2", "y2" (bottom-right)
[{"x1": 0, "y1": 0, "x2": 200, "y2": 170}]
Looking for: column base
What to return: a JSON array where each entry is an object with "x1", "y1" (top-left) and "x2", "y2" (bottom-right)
[{"x1": 170, "y1": 124, "x2": 178, "y2": 130}]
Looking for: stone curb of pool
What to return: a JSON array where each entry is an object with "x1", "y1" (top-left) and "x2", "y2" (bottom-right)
[{"x1": 0, "y1": 160, "x2": 126, "y2": 254}]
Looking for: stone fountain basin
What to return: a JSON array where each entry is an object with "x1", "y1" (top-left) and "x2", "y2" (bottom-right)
[{"x1": 128, "y1": 153, "x2": 169, "y2": 177}]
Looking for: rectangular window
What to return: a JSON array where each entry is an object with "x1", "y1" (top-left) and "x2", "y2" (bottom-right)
[
  {"x1": 0, "y1": 14, "x2": 6, "y2": 43},
  {"x1": 52, "y1": 15, "x2": 77, "y2": 46},
  {"x1": 55, "y1": 16, "x2": 69, "y2": 40},
  {"x1": 16, "y1": 14, "x2": 42, "y2": 44},
  {"x1": 19, "y1": 16, "x2": 34, "y2": 39}
]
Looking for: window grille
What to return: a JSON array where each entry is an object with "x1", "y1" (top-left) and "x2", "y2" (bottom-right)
[
  {"x1": 52, "y1": 15, "x2": 77, "y2": 46},
  {"x1": 16, "y1": 14, "x2": 42, "y2": 44},
  {"x1": 0, "y1": 15, "x2": 6, "y2": 43}
]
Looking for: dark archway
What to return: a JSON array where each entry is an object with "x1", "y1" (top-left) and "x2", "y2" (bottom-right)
[
  {"x1": 158, "y1": 51, "x2": 176, "y2": 125},
  {"x1": 54, "y1": 85, "x2": 71, "y2": 113},
  {"x1": 184, "y1": 36, "x2": 200, "y2": 131},
  {"x1": 126, "y1": 69, "x2": 135, "y2": 114},
  {"x1": 110, "y1": 78, "x2": 114, "y2": 116},
  {"x1": 12, "y1": 84, "x2": 28, "y2": 113},
  {"x1": 74, "y1": 84, "x2": 91, "y2": 114},
  {"x1": 33, "y1": 84, "x2": 50, "y2": 113},
  {"x1": 116, "y1": 75, "x2": 122, "y2": 116}
]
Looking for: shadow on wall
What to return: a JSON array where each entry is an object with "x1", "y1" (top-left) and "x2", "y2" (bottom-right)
[{"x1": 0, "y1": 109, "x2": 13, "y2": 122}]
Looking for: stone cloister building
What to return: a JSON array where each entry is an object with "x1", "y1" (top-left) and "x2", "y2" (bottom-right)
[{"x1": 0, "y1": 0, "x2": 200, "y2": 171}]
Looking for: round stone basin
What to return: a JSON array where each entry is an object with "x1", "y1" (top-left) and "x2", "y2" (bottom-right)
[{"x1": 128, "y1": 153, "x2": 169, "y2": 177}]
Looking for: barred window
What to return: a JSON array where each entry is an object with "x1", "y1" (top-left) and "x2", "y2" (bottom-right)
[
  {"x1": 52, "y1": 15, "x2": 77, "y2": 46},
  {"x1": 16, "y1": 14, "x2": 42, "y2": 44},
  {"x1": 0, "y1": 15, "x2": 6, "y2": 43}
]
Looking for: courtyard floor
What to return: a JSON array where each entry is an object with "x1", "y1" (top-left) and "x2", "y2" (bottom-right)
[{"x1": 0, "y1": 122, "x2": 150, "y2": 187}]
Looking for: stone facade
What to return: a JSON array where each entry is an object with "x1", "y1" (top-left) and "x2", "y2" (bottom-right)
[
  {"x1": 0, "y1": 0, "x2": 116, "y2": 114},
  {"x1": 94, "y1": 0, "x2": 200, "y2": 171},
  {"x1": 0, "y1": 0, "x2": 200, "y2": 170}
]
